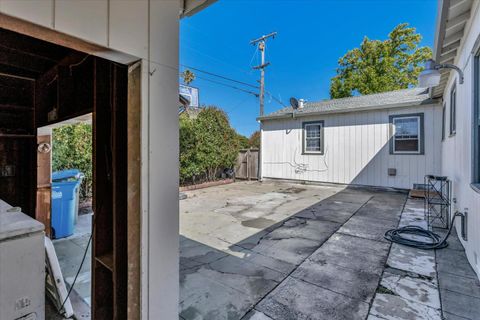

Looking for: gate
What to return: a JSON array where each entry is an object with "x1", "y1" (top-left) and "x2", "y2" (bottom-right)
[{"x1": 235, "y1": 148, "x2": 259, "y2": 180}]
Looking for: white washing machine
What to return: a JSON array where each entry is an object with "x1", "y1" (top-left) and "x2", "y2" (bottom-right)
[{"x1": 0, "y1": 199, "x2": 45, "y2": 320}]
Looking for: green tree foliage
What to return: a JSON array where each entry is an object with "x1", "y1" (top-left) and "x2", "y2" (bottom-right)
[
  {"x1": 52, "y1": 123, "x2": 92, "y2": 200},
  {"x1": 330, "y1": 23, "x2": 432, "y2": 99},
  {"x1": 248, "y1": 131, "x2": 260, "y2": 148},
  {"x1": 236, "y1": 133, "x2": 250, "y2": 149},
  {"x1": 179, "y1": 106, "x2": 240, "y2": 183}
]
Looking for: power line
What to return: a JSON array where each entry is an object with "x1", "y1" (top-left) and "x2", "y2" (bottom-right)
[
  {"x1": 187, "y1": 73, "x2": 259, "y2": 97},
  {"x1": 181, "y1": 64, "x2": 259, "y2": 89},
  {"x1": 265, "y1": 90, "x2": 289, "y2": 108}
]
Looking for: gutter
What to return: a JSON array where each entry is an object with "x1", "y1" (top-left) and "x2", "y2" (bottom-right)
[{"x1": 257, "y1": 99, "x2": 441, "y2": 122}]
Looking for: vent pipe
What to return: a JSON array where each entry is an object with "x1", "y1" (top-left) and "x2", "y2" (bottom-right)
[{"x1": 298, "y1": 99, "x2": 305, "y2": 109}]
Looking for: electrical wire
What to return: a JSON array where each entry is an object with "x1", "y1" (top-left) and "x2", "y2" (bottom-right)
[
  {"x1": 181, "y1": 65, "x2": 259, "y2": 89},
  {"x1": 59, "y1": 226, "x2": 93, "y2": 314},
  {"x1": 191, "y1": 74, "x2": 259, "y2": 97},
  {"x1": 384, "y1": 211, "x2": 464, "y2": 250}
]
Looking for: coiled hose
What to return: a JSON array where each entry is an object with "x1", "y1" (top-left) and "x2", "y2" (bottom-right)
[{"x1": 384, "y1": 212, "x2": 464, "y2": 250}]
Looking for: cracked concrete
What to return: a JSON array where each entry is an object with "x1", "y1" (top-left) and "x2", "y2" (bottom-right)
[
  {"x1": 180, "y1": 181, "x2": 406, "y2": 320},
  {"x1": 181, "y1": 182, "x2": 479, "y2": 320}
]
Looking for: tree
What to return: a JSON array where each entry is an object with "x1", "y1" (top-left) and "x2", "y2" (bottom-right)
[
  {"x1": 248, "y1": 131, "x2": 260, "y2": 148},
  {"x1": 181, "y1": 69, "x2": 196, "y2": 85},
  {"x1": 179, "y1": 106, "x2": 240, "y2": 183},
  {"x1": 52, "y1": 123, "x2": 92, "y2": 200},
  {"x1": 330, "y1": 23, "x2": 432, "y2": 99},
  {"x1": 236, "y1": 133, "x2": 250, "y2": 149}
]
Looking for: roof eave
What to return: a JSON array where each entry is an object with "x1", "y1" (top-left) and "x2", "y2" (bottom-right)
[
  {"x1": 181, "y1": 0, "x2": 218, "y2": 18},
  {"x1": 258, "y1": 99, "x2": 441, "y2": 122}
]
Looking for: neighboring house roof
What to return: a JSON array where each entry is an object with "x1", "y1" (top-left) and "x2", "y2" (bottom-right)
[
  {"x1": 432, "y1": 0, "x2": 474, "y2": 98},
  {"x1": 258, "y1": 88, "x2": 439, "y2": 121}
]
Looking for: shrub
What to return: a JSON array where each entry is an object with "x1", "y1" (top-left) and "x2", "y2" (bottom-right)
[
  {"x1": 179, "y1": 106, "x2": 240, "y2": 184},
  {"x1": 52, "y1": 123, "x2": 92, "y2": 200}
]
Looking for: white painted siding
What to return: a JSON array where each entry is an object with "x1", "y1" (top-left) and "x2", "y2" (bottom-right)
[
  {"x1": 0, "y1": 1, "x2": 181, "y2": 318},
  {"x1": 262, "y1": 104, "x2": 442, "y2": 190},
  {"x1": 440, "y1": 1, "x2": 480, "y2": 279}
]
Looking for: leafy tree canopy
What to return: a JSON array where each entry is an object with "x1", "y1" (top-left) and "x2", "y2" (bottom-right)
[
  {"x1": 248, "y1": 131, "x2": 260, "y2": 149},
  {"x1": 52, "y1": 123, "x2": 92, "y2": 200},
  {"x1": 180, "y1": 106, "x2": 241, "y2": 183},
  {"x1": 330, "y1": 23, "x2": 432, "y2": 99}
]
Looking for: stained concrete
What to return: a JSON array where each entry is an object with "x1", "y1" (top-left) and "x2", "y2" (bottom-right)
[
  {"x1": 181, "y1": 182, "x2": 479, "y2": 320},
  {"x1": 180, "y1": 181, "x2": 407, "y2": 320},
  {"x1": 52, "y1": 213, "x2": 92, "y2": 306},
  {"x1": 368, "y1": 197, "x2": 480, "y2": 320},
  {"x1": 369, "y1": 293, "x2": 442, "y2": 320},
  {"x1": 256, "y1": 277, "x2": 371, "y2": 320},
  {"x1": 436, "y1": 229, "x2": 480, "y2": 320}
]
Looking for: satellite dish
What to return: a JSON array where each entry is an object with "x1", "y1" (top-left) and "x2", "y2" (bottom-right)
[{"x1": 290, "y1": 97, "x2": 299, "y2": 109}]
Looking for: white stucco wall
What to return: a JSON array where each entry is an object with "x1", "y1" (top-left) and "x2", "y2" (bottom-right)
[
  {"x1": 0, "y1": 1, "x2": 180, "y2": 318},
  {"x1": 261, "y1": 104, "x2": 442, "y2": 190},
  {"x1": 440, "y1": 1, "x2": 480, "y2": 279}
]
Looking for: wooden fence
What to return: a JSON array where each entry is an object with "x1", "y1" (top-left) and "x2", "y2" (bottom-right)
[{"x1": 235, "y1": 148, "x2": 259, "y2": 180}]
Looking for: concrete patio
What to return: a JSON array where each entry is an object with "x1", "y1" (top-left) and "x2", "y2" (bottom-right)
[{"x1": 180, "y1": 181, "x2": 480, "y2": 320}]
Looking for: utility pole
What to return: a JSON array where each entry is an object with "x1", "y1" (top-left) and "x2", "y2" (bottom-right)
[
  {"x1": 251, "y1": 32, "x2": 276, "y2": 182},
  {"x1": 251, "y1": 32, "x2": 276, "y2": 116}
]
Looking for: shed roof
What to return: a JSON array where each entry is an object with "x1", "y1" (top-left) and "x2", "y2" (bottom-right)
[{"x1": 258, "y1": 88, "x2": 438, "y2": 121}]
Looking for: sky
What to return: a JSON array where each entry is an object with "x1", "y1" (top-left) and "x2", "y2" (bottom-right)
[{"x1": 180, "y1": 0, "x2": 438, "y2": 137}]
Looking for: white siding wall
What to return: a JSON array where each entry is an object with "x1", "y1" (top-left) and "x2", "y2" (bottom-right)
[
  {"x1": 0, "y1": 1, "x2": 180, "y2": 318},
  {"x1": 441, "y1": 1, "x2": 480, "y2": 279},
  {"x1": 262, "y1": 104, "x2": 442, "y2": 190}
]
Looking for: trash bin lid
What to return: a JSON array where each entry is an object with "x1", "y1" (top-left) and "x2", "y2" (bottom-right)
[{"x1": 52, "y1": 169, "x2": 82, "y2": 181}]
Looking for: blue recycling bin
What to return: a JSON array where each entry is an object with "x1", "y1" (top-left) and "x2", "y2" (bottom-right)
[{"x1": 51, "y1": 169, "x2": 83, "y2": 239}]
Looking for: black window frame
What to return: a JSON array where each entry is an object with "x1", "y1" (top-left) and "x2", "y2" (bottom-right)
[
  {"x1": 442, "y1": 102, "x2": 446, "y2": 141},
  {"x1": 302, "y1": 120, "x2": 324, "y2": 155},
  {"x1": 473, "y1": 52, "x2": 480, "y2": 188},
  {"x1": 450, "y1": 84, "x2": 457, "y2": 136},
  {"x1": 389, "y1": 113, "x2": 425, "y2": 155}
]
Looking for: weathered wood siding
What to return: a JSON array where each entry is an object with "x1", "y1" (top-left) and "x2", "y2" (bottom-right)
[
  {"x1": 235, "y1": 149, "x2": 259, "y2": 180},
  {"x1": 261, "y1": 104, "x2": 442, "y2": 189}
]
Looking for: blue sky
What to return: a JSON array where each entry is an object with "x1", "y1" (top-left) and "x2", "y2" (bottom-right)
[{"x1": 180, "y1": 0, "x2": 437, "y2": 137}]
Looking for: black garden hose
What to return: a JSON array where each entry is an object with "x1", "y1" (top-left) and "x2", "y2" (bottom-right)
[{"x1": 384, "y1": 212, "x2": 463, "y2": 250}]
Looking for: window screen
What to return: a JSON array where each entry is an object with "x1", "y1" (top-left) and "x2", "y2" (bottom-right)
[
  {"x1": 390, "y1": 114, "x2": 424, "y2": 154},
  {"x1": 303, "y1": 121, "x2": 324, "y2": 154}
]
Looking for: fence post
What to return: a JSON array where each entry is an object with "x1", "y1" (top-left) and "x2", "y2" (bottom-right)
[{"x1": 246, "y1": 149, "x2": 250, "y2": 181}]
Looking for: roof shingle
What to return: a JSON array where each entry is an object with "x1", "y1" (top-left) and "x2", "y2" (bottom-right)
[{"x1": 259, "y1": 88, "x2": 436, "y2": 120}]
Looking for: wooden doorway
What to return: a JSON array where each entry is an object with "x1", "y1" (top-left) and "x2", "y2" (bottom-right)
[{"x1": 0, "y1": 22, "x2": 141, "y2": 319}]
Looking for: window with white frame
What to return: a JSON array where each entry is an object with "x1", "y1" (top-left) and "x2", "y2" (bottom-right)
[
  {"x1": 303, "y1": 121, "x2": 324, "y2": 154},
  {"x1": 390, "y1": 114, "x2": 424, "y2": 154}
]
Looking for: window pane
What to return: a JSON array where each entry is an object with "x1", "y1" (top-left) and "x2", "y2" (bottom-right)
[
  {"x1": 395, "y1": 139, "x2": 419, "y2": 152},
  {"x1": 394, "y1": 118, "x2": 418, "y2": 138},
  {"x1": 306, "y1": 138, "x2": 321, "y2": 151},
  {"x1": 306, "y1": 125, "x2": 321, "y2": 138}
]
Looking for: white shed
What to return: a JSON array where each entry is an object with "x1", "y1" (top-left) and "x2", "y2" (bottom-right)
[{"x1": 259, "y1": 88, "x2": 443, "y2": 190}]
